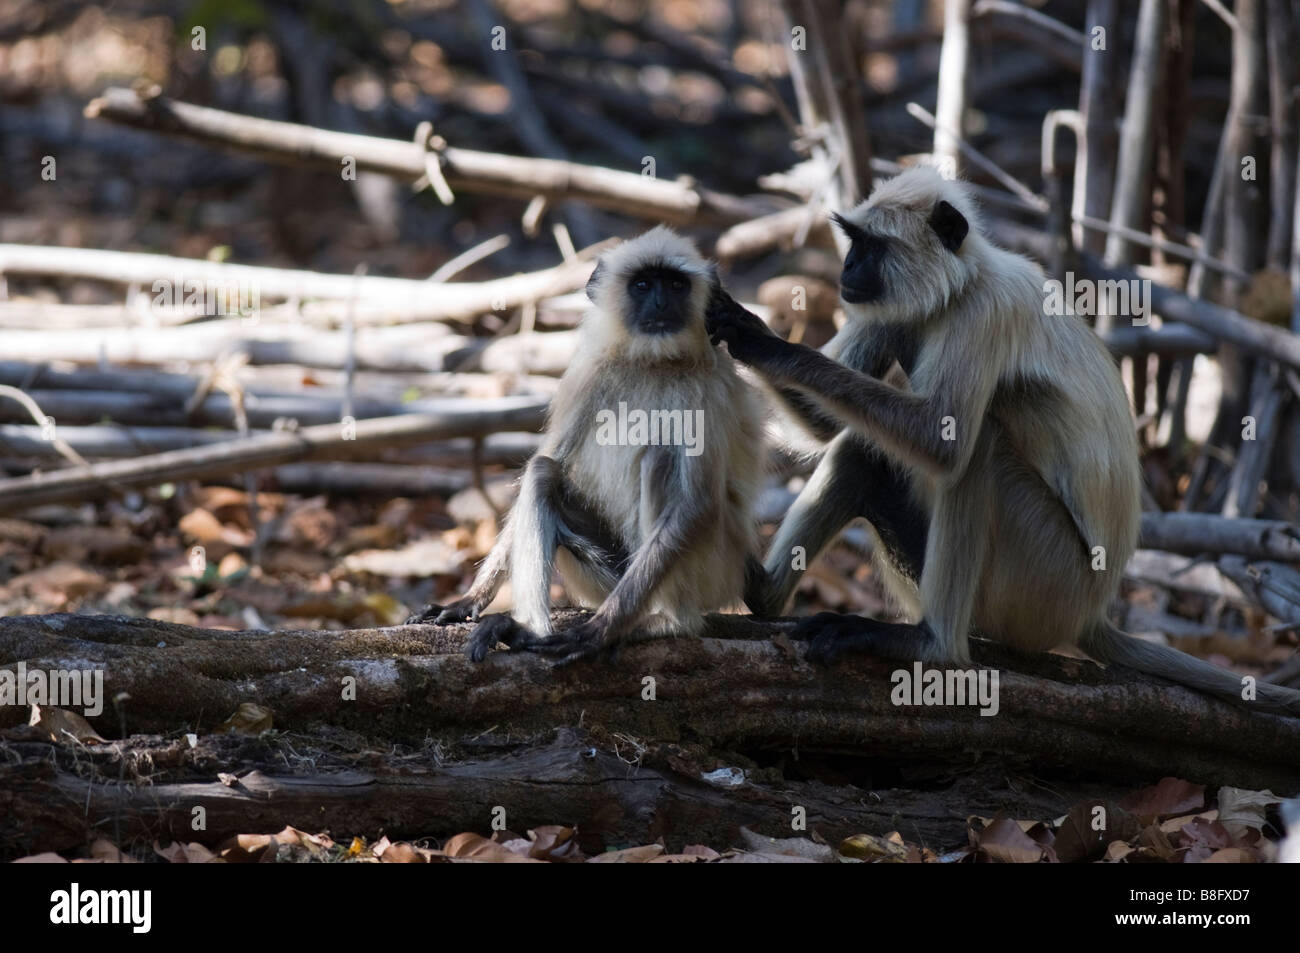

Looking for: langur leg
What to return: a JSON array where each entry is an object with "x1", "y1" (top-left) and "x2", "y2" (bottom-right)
[
  {"x1": 410, "y1": 455, "x2": 567, "y2": 626},
  {"x1": 756, "y1": 433, "x2": 926, "y2": 617},
  {"x1": 464, "y1": 458, "x2": 628, "y2": 661},
  {"x1": 528, "y1": 447, "x2": 706, "y2": 663},
  {"x1": 797, "y1": 430, "x2": 991, "y2": 666}
]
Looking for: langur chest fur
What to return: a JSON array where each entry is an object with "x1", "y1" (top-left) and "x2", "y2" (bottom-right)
[{"x1": 565, "y1": 367, "x2": 719, "y2": 546}]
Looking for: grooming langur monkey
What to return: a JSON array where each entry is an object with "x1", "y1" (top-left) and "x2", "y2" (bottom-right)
[
  {"x1": 409, "y1": 227, "x2": 763, "y2": 662},
  {"x1": 709, "y1": 166, "x2": 1300, "y2": 716}
]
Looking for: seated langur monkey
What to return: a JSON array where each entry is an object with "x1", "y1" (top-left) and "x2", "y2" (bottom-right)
[
  {"x1": 408, "y1": 227, "x2": 764, "y2": 663},
  {"x1": 708, "y1": 166, "x2": 1300, "y2": 716}
]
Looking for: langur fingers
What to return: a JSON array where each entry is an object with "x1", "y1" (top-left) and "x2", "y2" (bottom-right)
[
  {"x1": 405, "y1": 596, "x2": 482, "y2": 625},
  {"x1": 743, "y1": 556, "x2": 784, "y2": 619},
  {"x1": 434, "y1": 598, "x2": 482, "y2": 624},
  {"x1": 524, "y1": 617, "x2": 618, "y2": 666},
  {"x1": 405, "y1": 602, "x2": 448, "y2": 625},
  {"x1": 705, "y1": 286, "x2": 771, "y2": 358}
]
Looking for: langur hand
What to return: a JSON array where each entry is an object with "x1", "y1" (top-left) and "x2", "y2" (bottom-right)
[
  {"x1": 744, "y1": 557, "x2": 785, "y2": 619},
  {"x1": 706, "y1": 284, "x2": 776, "y2": 364}
]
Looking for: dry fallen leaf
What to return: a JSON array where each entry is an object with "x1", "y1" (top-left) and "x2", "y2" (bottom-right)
[
  {"x1": 215, "y1": 702, "x2": 273, "y2": 735},
  {"x1": 1216, "y1": 786, "x2": 1280, "y2": 837},
  {"x1": 737, "y1": 827, "x2": 835, "y2": 862},
  {"x1": 89, "y1": 840, "x2": 138, "y2": 863},
  {"x1": 378, "y1": 842, "x2": 427, "y2": 863},
  {"x1": 29, "y1": 704, "x2": 105, "y2": 745},
  {"x1": 440, "y1": 833, "x2": 542, "y2": 863},
  {"x1": 974, "y1": 816, "x2": 1046, "y2": 863},
  {"x1": 839, "y1": 832, "x2": 911, "y2": 863},
  {"x1": 1119, "y1": 777, "x2": 1205, "y2": 819},
  {"x1": 588, "y1": 844, "x2": 665, "y2": 863},
  {"x1": 154, "y1": 841, "x2": 219, "y2": 863}
]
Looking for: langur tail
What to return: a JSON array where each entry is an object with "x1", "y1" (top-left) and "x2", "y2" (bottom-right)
[{"x1": 1081, "y1": 620, "x2": 1300, "y2": 717}]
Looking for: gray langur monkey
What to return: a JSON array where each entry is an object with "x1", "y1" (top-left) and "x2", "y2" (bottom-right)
[
  {"x1": 408, "y1": 227, "x2": 764, "y2": 663},
  {"x1": 708, "y1": 166, "x2": 1300, "y2": 717}
]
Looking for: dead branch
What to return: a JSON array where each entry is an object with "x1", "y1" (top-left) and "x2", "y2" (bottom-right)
[
  {"x1": 1140, "y1": 513, "x2": 1300, "y2": 561},
  {"x1": 84, "y1": 87, "x2": 775, "y2": 227},
  {"x1": 0, "y1": 399, "x2": 545, "y2": 513},
  {"x1": 0, "y1": 244, "x2": 596, "y2": 325},
  {"x1": 994, "y1": 223, "x2": 1300, "y2": 371}
]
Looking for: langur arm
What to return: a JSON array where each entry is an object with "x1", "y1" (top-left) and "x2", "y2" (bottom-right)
[
  {"x1": 769, "y1": 385, "x2": 844, "y2": 443},
  {"x1": 705, "y1": 285, "x2": 843, "y2": 441},
  {"x1": 711, "y1": 290, "x2": 998, "y2": 481}
]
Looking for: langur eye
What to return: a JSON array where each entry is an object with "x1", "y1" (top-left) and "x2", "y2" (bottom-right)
[
  {"x1": 633, "y1": 278, "x2": 650, "y2": 292},
  {"x1": 670, "y1": 278, "x2": 686, "y2": 291}
]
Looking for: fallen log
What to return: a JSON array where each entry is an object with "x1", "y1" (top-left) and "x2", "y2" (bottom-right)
[
  {"x1": 0, "y1": 733, "x2": 1093, "y2": 858},
  {"x1": 0, "y1": 612, "x2": 1296, "y2": 793}
]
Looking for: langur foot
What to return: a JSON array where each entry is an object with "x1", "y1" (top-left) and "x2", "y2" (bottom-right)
[
  {"x1": 791, "y1": 612, "x2": 934, "y2": 665},
  {"x1": 406, "y1": 598, "x2": 480, "y2": 626},
  {"x1": 522, "y1": 616, "x2": 621, "y2": 666},
  {"x1": 463, "y1": 613, "x2": 548, "y2": 662}
]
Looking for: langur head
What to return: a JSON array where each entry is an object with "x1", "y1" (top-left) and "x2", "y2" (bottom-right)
[
  {"x1": 831, "y1": 166, "x2": 980, "y2": 323},
  {"x1": 583, "y1": 226, "x2": 716, "y2": 362}
]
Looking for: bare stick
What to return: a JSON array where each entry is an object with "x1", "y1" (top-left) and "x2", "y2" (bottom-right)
[
  {"x1": 428, "y1": 235, "x2": 511, "y2": 282},
  {"x1": 0, "y1": 398, "x2": 547, "y2": 514},
  {"x1": 933, "y1": 0, "x2": 971, "y2": 173},
  {"x1": 972, "y1": 0, "x2": 1085, "y2": 47},
  {"x1": 0, "y1": 242, "x2": 598, "y2": 324},
  {"x1": 84, "y1": 87, "x2": 772, "y2": 226},
  {"x1": 1102, "y1": 0, "x2": 1165, "y2": 277},
  {"x1": 1140, "y1": 512, "x2": 1300, "y2": 561},
  {"x1": 906, "y1": 102, "x2": 1047, "y2": 211},
  {"x1": 1075, "y1": 0, "x2": 1119, "y2": 255},
  {"x1": 0, "y1": 385, "x2": 88, "y2": 467},
  {"x1": 1265, "y1": 0, "x2": 1297, "y2": 271}
]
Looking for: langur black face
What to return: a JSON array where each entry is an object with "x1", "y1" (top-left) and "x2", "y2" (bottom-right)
[
  {"x1": 832, "y1": 200, "x2": 969, "y2": 306},
  {"x1": 623, "y1": 265, "x2": 694, "y2": 335},
  {"x1": 832, "y1": 214, "x2": 889, "y2": 305}
]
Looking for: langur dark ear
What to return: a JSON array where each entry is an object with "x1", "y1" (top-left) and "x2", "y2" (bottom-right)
[
  {"x1": 705, "y1": 262, "x2": 720, "y2": 289},
  {"x1": 929, "y1": 200, "x2": 968, "y2": 253},
  {"x1": 829, "y1": 212, "x2": 864, "y2": 242},
  {"x1": 585, "y1": 260, "x2": 605, "y2": 303}
]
